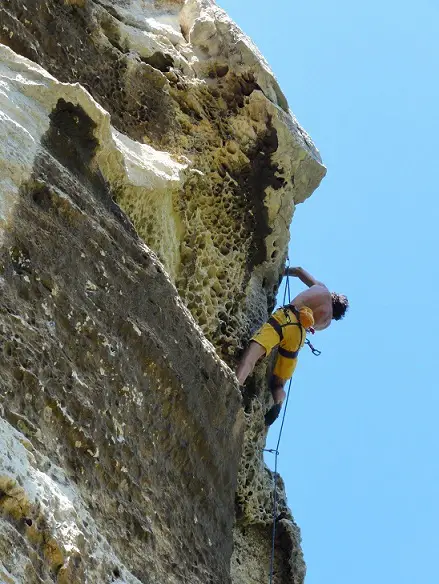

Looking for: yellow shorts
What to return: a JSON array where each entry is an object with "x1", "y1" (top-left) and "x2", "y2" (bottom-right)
[{"x1": 251, "y1": 306, "x2": 309, "y2": 381}]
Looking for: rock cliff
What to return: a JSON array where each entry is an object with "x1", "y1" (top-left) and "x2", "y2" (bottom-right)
[{"x1": 0, "y1": 1, "x2": 325, "y2": 583}]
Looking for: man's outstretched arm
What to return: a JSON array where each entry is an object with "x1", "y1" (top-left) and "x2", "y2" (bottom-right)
[{"x1": 284, "y1": 266, "x2": 325, "y2": 288}]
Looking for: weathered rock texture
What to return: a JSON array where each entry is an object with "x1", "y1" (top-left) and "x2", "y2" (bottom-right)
[{"x1": 0, "y1": 1, "x2": 325, "y2": 583}]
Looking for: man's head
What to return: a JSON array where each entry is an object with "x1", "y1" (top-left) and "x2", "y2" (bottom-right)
[{"x1": 331, "y1": 292, "x2": 349, "y2": 321}]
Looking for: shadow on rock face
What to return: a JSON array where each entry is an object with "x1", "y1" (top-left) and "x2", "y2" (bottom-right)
[
  {"x1": 44, "y1": 99, "x2": 99, "y2": 182},
  {"x1": 42, "y1": 99, "x2": 137, "y2": 237}
]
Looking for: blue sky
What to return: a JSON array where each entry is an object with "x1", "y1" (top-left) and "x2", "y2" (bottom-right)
[{"x1": 218, "y1": 1, "x2": 439, "y2": 583}]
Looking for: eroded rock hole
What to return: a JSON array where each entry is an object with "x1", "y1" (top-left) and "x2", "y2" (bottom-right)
[
  {"x1": 140, "y1": 52, "x2": 174, "y2": 73},
  {"x1": 112, "y1": 567, "x2": 121, "y2": 578}
]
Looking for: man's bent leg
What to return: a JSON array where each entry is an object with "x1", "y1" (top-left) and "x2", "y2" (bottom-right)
[
  {"x1": 265, "y1": 375, "x2": 287, "y2": 426},
  {"x1": 270, "y1": 374, "x2": 287, "y2": 404},
  {"x1": 236, "y1": 341, "x2": 266, "y2": 386},
  {"x1": 237, "y1": 317, "x2": 281, "y2": 385}
]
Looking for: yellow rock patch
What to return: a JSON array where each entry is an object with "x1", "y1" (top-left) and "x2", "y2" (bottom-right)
[
  {"x1": 64, "y1": 0, "x2": 86, "y2": 6},
  {"x1": 0, "y1": 475, "x2": 31, "y2": 520}
]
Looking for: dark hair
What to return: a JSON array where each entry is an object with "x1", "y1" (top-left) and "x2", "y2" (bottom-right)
[{"x1": 331, "y1": 292, "x2": 349, "y2": 321}]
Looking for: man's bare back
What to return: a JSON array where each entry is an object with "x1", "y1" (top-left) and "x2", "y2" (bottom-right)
[
  {"x1": 292, "y1": 285, "x2": 332, "y2": 330},
  {"x1": 286, "y1": 267, "x2": 332, "y2": 330}
]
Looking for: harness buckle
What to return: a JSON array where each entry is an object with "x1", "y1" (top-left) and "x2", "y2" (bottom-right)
[{"x1": 282, "y1": 306, "x2": 292, "y2": 324}]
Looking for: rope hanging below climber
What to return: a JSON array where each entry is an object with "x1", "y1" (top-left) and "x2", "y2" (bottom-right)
[{"x1": 235, "y1": 260, "x2": 349, "y2": 583}]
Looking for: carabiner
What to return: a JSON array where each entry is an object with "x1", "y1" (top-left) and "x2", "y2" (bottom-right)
[{"x1": 305, "y1": 338, "x2": 322, "y2": 356}]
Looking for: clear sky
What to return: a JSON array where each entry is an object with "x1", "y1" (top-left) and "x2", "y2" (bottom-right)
[{"x1": 218, "y1": 1, "x2": 439, "y2": 583}]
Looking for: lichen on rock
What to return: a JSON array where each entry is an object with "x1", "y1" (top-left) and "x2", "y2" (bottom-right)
[{"x1": 0, "y1": 1, "x2": 325, "y2": 583}]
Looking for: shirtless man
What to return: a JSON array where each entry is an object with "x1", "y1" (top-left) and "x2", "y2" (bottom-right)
[{"x1": 236, "y1": 266, "x2": 349, "y2": 425}]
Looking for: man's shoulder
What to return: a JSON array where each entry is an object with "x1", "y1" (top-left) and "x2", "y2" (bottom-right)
[{"x1": 311, "y1": 283, "x2": 330, "y2": 295}]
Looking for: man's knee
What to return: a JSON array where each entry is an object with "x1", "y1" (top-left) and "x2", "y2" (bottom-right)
[
  {"x1": 270, "y1": 374, "x2": 286, "y2": 390},
  {"x1": 246, "y1": 340, "x2": 266, "y2": 361},
  {"x1": 236, "y1": 341, "x2": 266, "y2": 385}
]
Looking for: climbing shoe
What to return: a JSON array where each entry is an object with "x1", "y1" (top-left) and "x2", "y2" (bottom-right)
[{"x1": 264, "y1": 403, "x2": 282, "y2": 426}]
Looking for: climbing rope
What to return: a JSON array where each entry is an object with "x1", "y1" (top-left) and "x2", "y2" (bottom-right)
[
  {"x1": 264, "y1": 259, "x2": 320, "y2": 583},
  {"x1": 263, "y1": 260, "x2": 293, "y2": 584},
  {"x1": 265, "y1": 374, "x2": 293, "y2": 584}
]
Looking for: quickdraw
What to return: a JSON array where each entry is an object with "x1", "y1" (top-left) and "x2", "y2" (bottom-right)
[{"x1": 305, "y1": 338, "x2": 322, "y2": 356}]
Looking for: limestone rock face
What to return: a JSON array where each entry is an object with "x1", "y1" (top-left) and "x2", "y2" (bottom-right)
[
  {"x1": 0, "y1": 44, "x2": 242, "y2": 584},
  {"x1": 0, "y1": 0, "x2": 325, "y2": 356},
  {"x1": 0, "y1": 1, "x2": 325, "y2": 583}
]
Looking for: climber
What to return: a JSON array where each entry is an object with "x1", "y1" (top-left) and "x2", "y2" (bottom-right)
[{"x1": 235, "y1": 266, "x2": 349, "y2": 426}]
